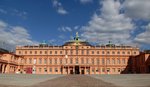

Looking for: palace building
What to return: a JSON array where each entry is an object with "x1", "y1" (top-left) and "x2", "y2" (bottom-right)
[{"x1": 15, "y1": 32, "x2": 140, "y2": 74}]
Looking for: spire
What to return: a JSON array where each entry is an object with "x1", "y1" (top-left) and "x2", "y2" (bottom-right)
[{"x1": 75, "y1": 32, "x2": 79, "y2": 41}]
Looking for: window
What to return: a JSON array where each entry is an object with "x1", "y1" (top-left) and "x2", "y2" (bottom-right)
[
  {"x1": 40, "y1": 51, "x2": 42, "y2": 54},
  {"x1": 81, "y1": 58, "x2": 84, "y2": 64},
  {"x1": 76, "y1": 58, "x2": 78, "y2": 64},
  {"x1": 65, "y1": 59, "x2": 68, "y2": 64},
  {"x1": 117, "y1": 51, "x2": 120, "y2": 54},
  {"x1": 122, "y1": 59, "x2": 125, "y2": 64},
  {"x1": 60, "y1": 67, "x2": 62, "y2": 72},
  {"x1": 92, "y1": 59, "x2": 94, "y2": 64},
  {"x1": 97, "y1": 51, "x2": 100, "y2": 54},
  {"x1": 24, "y1": 59, "x2": 27, "y2": 64},
  {"x1": 49, "y1": 68, "x2": 52, "y2": 72},
  {"x1": 33, "y1": 58, "x2": 36, "y2": 64},
  {"x1": 70, "y1": 58, "x2": 73, "y2": 64},
  {"x1": 102, "y1": 58, "x2": 105, "y2": 65},
  {"x1": 49, "y1": 59, "x2": 52, "y2": 64},
  {"x1": 44, "y1": 59, "x2": 47, "y2": 64},
  {"x1": 112, "y1": 59, "x2": 115, "y2": 64},
  {"x1": 35, "y1": 51, "x2": 37, "y2": 54},
  {"x1": 107, "y1": 51, "x2": 110, "y2": 54},
  {"x1": 117, "y1": 59, "x2": 120, "y2": 64},
  {"x1": 60, "y1": 51, "x2": 62, "y2": 54},
  {"x1": 39, "y1": 68, "x2": 41, "y2": 72},
  {"x1": 70, "y1": 50, "x2": 73, "y2": 55},
  {"x1": 82, "y1": 50, "x2": 84, "y2": 55},
  {"x1": 76, "y1": 49, "x2": 78, "y2": 55},
  {"x1": 122, "y1": 51, "x2": 125, "y2": 54},
  {"x1": 29, "y1": 58, "x2": 32, "y2": 64},
  {"x1": 112, "y1": 51, "x2": 115, "y2": 54},
  {"x1": 50, "y1": 51, "x2": 52, "y2": 54},
  {"x1": 25, "y1": 51, "x2": 27, "y2": 54},
  {"x1": 60, "y1": 59, "x2": 62, "y2": 64},
  {"x1": 92, "y1": 51, "x2": 94, "y2": 54},
  {"x1": 106, "y1": 59, "x2": 110, "y2": 64},
  {"x1": 55, "y1": 51, "x2": 57, "y2": 54},
  {"x1": 55, "y1": 59, "x2": 57, "y2": 64},
  {"x1": 39, "y1": 58, "x2": 42, "y2": 64},
  {"x1": 97, "y1": 58, "x2": 100, "y2": 65},
  {"x1": 127, "y1": 51, "x2": 130, "y2": 54},
  {"x1": 45, "y1": 51, "x2": 47, "y2": 54},
  {"x1": 86, "y1": 50, "x2": 89, "y2": 55},
  {"x1": 92, "y1": 68, "x2": 94, "y2": 72},
  {"x1": 65, "y1": 50, "x2": 68, "y2": 55},
  {"x1": 102, "y1": 51, "x2": 105, "y2": 54},
  {"x1": 19, "y1": 51, "x2": 21, "y2": 54},
  {"x1": 86, "y1": 58, "x2": 89, "y2": 64}
]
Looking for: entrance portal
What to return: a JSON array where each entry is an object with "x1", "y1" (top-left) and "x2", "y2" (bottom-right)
[
  {"x1": 75, "y1": 66, "x2": 80, "y2": 74},
  {"x1": 81, "y1": 69, "x2": 84, "y2": 74},
  {"x1": 70, "y1": 70, "x2": 73, "y2": 74},
  {"x1": 148, "y1": 65, "x2": 150, "y2": 73}
]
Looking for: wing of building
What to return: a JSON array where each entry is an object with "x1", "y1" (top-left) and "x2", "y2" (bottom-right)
[
  {"x1": 14, "y1": 32, "x2": 142, "y2": 74},
  {"x1": 0, "y1": 48, "x2": 24, "y2": 74}
]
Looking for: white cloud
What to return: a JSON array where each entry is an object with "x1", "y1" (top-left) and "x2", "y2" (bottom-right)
[
  {"x1": 0, "y1": 20, "x2": 38, "y2": 50},
  {"x1": 0, "y1": 8, "x2": 27, "y2": 19},
  {"x1": 74, "y1": 26, "x2": 80, "y2": 30},
  {"x1": 57, "y1": 7, "x2": 68, "y2": 15},
  {"x1": 0, "y1": 20, "x2": 7, "y2": 29},
  {"x1": 0, "y1": 8, "x2": 7, "y2": 14},
  {"x1": 123, "y1": 0, "x2": 150, "y2": 20},
  {"x1": 81, "y1": 0, "x2": 134, "y2": 45},
  {"x1": 80, "y1": 0, "x2": 93, "y2": 4},
  {"x1": 52, "y1": 0, "x2": 68, "y2": 15},
  {"x1": 11, "y1": 9, "x2": 27, "y2": 19},
  {"x1": 134, "y1": 23, "x2": 150, "y2": 44},
  {"x1": 58, "y1": 35, "x2": 66, "y2": 39},
  {"x1": 58, "y1": 26, "x2": 72, "y2": 32}
]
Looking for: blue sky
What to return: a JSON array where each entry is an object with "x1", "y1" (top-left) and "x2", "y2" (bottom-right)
[{"x1": 0, "y1": 0, "x2": 150, "y2": 50}]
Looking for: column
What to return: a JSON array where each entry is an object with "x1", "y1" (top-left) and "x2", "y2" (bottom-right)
[
  {"x1": 2, "y1": 64, "x2": 7, "y2": 73},
  {"x1": 0, "y1": 63, "x2": 2, "y2": 73},
  {"x1": 90, "y1": 67, "x2": 92, "y2": 74},
  {"x1": 67, "y1": 66, "x2": 69, "y2": 74},
  {"x1": 83, "y1": 67, "x2": 86, "y2": 74},
  {"x1": 2, "y1": 64, "x2": 5, "y2": 73},
  {"x1": 73, "y1": 66, "x2": 75, "y2": 74},
  {"x1": 5, "y1": 64, "x2": 10, "y2": 73},
  {"x1": 62, "y1": 66, "x2": 64, "y2": 74},
  {"x1": 80, "y1": 66, "x2": 81, "y2": 74}
]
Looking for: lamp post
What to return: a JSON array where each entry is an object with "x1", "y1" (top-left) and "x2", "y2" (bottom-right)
[
  {"x1": 64, "y1": 54, "x2": 68, "y2": 74},
  {"x1": 32, "y1": 59, "x2": 36, "y2": 74}
]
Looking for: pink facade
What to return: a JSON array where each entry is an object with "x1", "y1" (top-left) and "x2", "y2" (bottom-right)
[
  {"x1": 0, "y1": 51, "x2": 24, "y2": 74},
  {"x1": 15, "y1": 33, "x2": 140, "y2": 74}
]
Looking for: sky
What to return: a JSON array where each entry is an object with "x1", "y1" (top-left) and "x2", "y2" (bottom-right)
[{"x1": 0, "y1": 0, "x2": 150, "y2": 50}]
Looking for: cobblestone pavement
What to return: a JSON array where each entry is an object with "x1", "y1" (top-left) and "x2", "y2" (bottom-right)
[
  {"x1": 30, "y1": 75, "x2": 119, "y2": 87},
  {"x1": 1, "y1": 74, "x2": 150, "y2": 87},
  {"x1": 0, "y1": 75, "x2": 119, "y2": 87}
]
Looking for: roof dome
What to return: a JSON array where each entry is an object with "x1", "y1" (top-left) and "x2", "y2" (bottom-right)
[{"x1": 63, "y1": 32, "x2": 91, "y2": 46}]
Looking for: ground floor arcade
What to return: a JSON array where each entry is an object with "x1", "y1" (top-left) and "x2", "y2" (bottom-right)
[{"x1": 25, "y1": 65, "x2": 128, "y2": 74}]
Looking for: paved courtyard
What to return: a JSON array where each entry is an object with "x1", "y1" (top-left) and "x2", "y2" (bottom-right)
[{"x1": 0, "y1": 74, "x2": 150, "y2": 87}]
